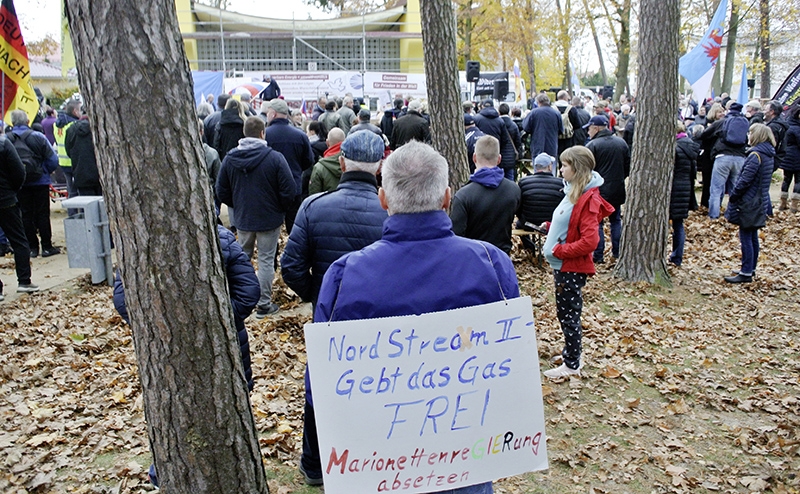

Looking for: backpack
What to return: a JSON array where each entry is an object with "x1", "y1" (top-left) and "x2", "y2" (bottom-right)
[
  {"x1": 559, "y1": 105, "x2": 574, "y2": 139},
  {"x1": 8, "y1": 130, "x2": 44, "y2": 184},
  {"x1": 721, "y1": 113, "x2": 749, "y2": 146}
]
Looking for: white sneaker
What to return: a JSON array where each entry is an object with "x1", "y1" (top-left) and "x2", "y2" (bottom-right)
[
  {"x1": 543, "y1": 363, "x2": 581, "y2": 379},
  {"x1": 0, "y1": 293, "x2": 4, "y2": 301}
]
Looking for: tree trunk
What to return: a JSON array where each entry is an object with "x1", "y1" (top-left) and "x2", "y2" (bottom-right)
[
  {"x1": 64, "y1": 1, "x2": 269, "y2": 492},
  {"x1": 613, "y1": 0, "x2": 679, "y2": 285},
  {"x1": 613, "y1": 0, "x2": 631, "y2": 101},
  {"x1": 421, "y1": 0, "x2": 470, "y2": 192},
  {"x1": 710, "y1": 0, "x2": 723, "y2": 95},
  {"x1": 721, "y1": 1, "x2": 739, "y2": 94},
  {"x1": 555, "y1": 0, "x2": 572, "y2": 92},
  {"x1": 759, "y1": 0, "x2": 770, "y2": 98},
  {"x1": 582, "y1": 0, "x2": 608, "y2": 85},
  {"x1": 524, "y1": 0, "x2": 538, "y2": 94}
]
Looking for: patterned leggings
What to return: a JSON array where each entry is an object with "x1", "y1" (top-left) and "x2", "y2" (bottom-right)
[{"x1": 554, "y1": 270, "x2": 588, "y2": 370}]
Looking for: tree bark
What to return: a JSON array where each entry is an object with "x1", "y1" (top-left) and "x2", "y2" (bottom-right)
[
  {"x1": 582, "y1": 0, "x2": 608, "y2": 85},
  {"x1": 721, "y1": 0, "x2": 739, "y2": 94},
  {"x1": 613, "y1": 0, "x2": 679, "y2": 285},
  {"x1": 612, "y1": 0, "x2": 631, "y2": 101},
  {"x1": 421, "y1": 0, "x2": 470, "y2": 192},
  {"x1": 759, "y1": 0, "x2": 770, "y2": 98},
  {"x1": 524, "y1": 0, "x2": 538, "y2": 94},
  {"x1": 64, "y1": 1, "x2": 268, "y2": 492}
]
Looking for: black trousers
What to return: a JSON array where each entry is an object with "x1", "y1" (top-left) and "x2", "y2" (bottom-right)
[
  {"x1": 0, "y1": 204, "x2": 32, "y2": 284},
  {"x1": 300, "y1": 399, "x2": 322, "y2": 478},
  {"x1": 554, "y1": 270, "x2": 587, "y2": 370},
  {"x1": 17, "y1": 185, "x2": 53, "y2": 251}
]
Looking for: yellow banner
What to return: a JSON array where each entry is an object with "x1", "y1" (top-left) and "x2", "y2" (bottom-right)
[{"x1": 0, "y1": 30, "x2": 38, "y2": 122}]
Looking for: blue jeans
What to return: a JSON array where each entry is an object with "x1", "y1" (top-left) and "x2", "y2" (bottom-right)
[
  {"x1": 739, "y1": 227, "x2": 759, "y2": 276},
  {"x1": 0, "y1": 226, "x2": 7, "y2": 245},
  {"x1": 238, "y1": 227, "x2": 281, "y2": 309},
  {"x1": 669, "y1": 218, "x2": 685, "y2": 266},
  {"x1": 709, "y1": 155, "x2": 744, "y2": 218},
  {"x1": 594, "y1": 208, "x2": 621, "y2": 262},
  {"x1": 504, "y1": 167, "x2": 515, "y2": 182}
]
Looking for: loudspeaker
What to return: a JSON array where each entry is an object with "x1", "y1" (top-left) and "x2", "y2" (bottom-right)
[
  {"x1": 602, "y1": 85, "x2": 614, "y2": 100},
  {"x1": 466, "y1": 61, "x2": 481, "y2": 83},
  {"x1": 747, "y1": 78, "x2": 756, "y2": 89},
  {"x1": 493, "y1": 80, "x2": 509, "y2": 101}
]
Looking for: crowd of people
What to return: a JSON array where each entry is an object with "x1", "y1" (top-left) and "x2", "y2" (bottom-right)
[{"x1": 3, "y1": 79, "x2": 798, "y2": 490}]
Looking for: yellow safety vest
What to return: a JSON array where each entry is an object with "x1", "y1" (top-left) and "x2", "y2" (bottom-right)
[{"x1": 54, "y1": 121, "x2": 76, "y2": 168}]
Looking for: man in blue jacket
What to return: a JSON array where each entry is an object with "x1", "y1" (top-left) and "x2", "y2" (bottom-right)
[
  {"x1": 283, "y1": 130, "x2": 389, "y2": 486},
  {"x1": 305, "y1": 141, "x2": 520, "y2": 492},
  {"x1": 9, "y1": 110, "x2": 60, "y2": 258},
  {"x1": 264, "y1": 98, "x2": 315, "y2": 233},
  {"x1": 217, "y1": 116, "x2": 295, "y2": 318}
]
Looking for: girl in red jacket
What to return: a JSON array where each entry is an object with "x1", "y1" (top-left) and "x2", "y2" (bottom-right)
[{"x1": 541, "y1": 146, "x2": 614, "y2": 378}]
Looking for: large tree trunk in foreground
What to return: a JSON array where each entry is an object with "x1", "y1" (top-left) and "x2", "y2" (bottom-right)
[
  {"x1": 64, "y1": 1, "x2": 268, "y2": 492},
  {"x1": 421, "y1": 0, "x2": 470, "y2": 192},
  {"x1": 613, "y1": 0, "x2": 679, "y2": 284}
]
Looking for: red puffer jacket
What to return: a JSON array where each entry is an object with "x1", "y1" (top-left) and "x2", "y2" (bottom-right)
[{"x1": 552, "y1": 187, "x2": 614, "y2": 275}]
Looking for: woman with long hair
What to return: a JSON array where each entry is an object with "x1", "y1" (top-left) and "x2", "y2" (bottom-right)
[
  {"x1": 540, "y1": 146, "x2": 614, "y2": 378},
  {"x1": 724, "y1": 123, "x2": 775, "y2": 283},
  {"x1": 213, "y1": 99, "x2": 247, "y2": 161}
]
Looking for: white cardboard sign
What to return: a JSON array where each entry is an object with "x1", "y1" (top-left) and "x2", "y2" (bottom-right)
[{"x1": 304, "y1": 296, "x2": 548, "y2": 493}]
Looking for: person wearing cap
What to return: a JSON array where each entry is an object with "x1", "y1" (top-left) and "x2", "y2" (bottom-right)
[
  {"x1": 308, "y1": 128, "x2": 346, "y2": 195},
  {"x1": 699, "y1": 101, "x2": 749, "y2": 218},
  {"x1": 744, "y1": 100, "x2": 764, "y2": 124},
  {"x1": 585, "y1": 114, "x2": 630, "y2": 263},
  {"x1": 389, "y1": 99, "x2": 430, "y2": 150},
  {"x1": 522, "y1": 93, "x2": 563, "y2": 165},
  {"x1": 309, "y1": 140, "x2": 518, "y2": 492},
  {"x1": 473, "y1": 98, "x2": 518, "y2": 180},
  {"x1": 450, "y1": 135, "x2": 521, "y2": 254},
  {"x1": 348, "y1": 109, "x2": 383, "y2": 138},
  {"x1": 464, "y1": 113, "x2": 486, "y2": 174},
  {"x1": 264, "y1": 98, "x2": 316, "y2": 232},
  {"x1": 216, "y1": 116, "x2": 296, "y2": 318},
  {"x1": 258, "y1": 74, "x2": 281, "y2": 101},
  {"x1": 517, "y1": 152, "x2": 565, "y2": 230},
  {"x1": 281, "y1": 130, "x2": 389, "y2": 486}
]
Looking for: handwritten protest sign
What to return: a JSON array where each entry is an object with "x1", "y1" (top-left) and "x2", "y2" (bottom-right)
[{"x1": 304, "y1": 296, "x2": 547, "y2": 493}]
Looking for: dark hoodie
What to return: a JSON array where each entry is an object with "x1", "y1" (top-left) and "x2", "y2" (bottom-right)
[
  {"x1": 473, "y1": 107, "x2": 516, "y2": 170},
  {"x1": 64, "y1": 119, "x2": 100, "y2": 190},
  {"x1": 55, "y1": 111, "x2": 79, "y2": 129},
  {"x1": 213, "y1": 108, "x2": 245, "y2": 161},
  {"x1": 216, "y1": 138, "x2": 296, "y2": 232},
  {"x1": 450, "y1": 166, "x2": 520, "y2": 254}
]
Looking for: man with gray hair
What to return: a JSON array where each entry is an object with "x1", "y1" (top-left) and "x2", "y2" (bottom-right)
[
  {"x1": 308, "y1": 140, "x2": 519, "y2": 493},
  {"x1": 283, "y1": 129, "x2": 389, "y2": 485},
  {"x1": 523, "y1": 93, "x2": 563, "y2": 159},
  {"x1": 337, "y1": 96, "x2": 356, "y2": 134},
  {"x1": 389, "y1": 99, "x2": 430, "y2": 150},
  {"x1": 450, "y1": 135, "x2": 520, "y2": 254}
]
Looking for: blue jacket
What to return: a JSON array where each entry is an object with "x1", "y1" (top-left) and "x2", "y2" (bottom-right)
[
  {"x1": 281, "y1": 171, "x2": 387, "y2": 304},
  {"x1": 113, "y1": 225, "x2": 259, "y2": 390},
  {"x1": 11, "y1": 126, "x2": 59, "y2": 187},
  {"x1": 522, "y1": 106, "x2": 562, "y2": 158},
  {"x1": 783, "y1": 118, "x2": 800, "y2": 173},
  {"x1": 307, "y1": 211, "x2": 517, "y2": 494},
  {"x1": 728, "y1": 142, "x2": 775, "y2": 222},
  {"x1": 264, "y1": 118, "x2": 316, "y2": 196},
  {"x1": 216, "y1": 138, "x2": 296, "y2": 232}
]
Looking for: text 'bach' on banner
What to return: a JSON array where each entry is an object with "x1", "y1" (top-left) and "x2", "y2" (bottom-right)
[{"x1": 304, "y1": 296, "x2": 548, "y2": 493}]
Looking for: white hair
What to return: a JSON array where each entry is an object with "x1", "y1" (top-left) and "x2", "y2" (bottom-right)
[
  {"x1": 344, "y1": 158, "x2": 380, "y2": 175},
  {"x1": 10, "y1": 110, "x2": 28, "y2": 127},
  {"x1": 382, "y1": 141, "x2": 448, "y2": 215}
]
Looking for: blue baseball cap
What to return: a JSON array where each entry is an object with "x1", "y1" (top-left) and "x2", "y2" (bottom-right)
[
  {"x1": 583, "y1": 114, "x2": 609, "y2": 128},
  {"x1": 341, "y1": 130, "x2": 385, "y2": 163}
]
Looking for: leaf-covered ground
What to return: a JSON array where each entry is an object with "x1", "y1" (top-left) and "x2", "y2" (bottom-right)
[{"x1": 1, "y1": 208, "x2": 798, "y2": 493}]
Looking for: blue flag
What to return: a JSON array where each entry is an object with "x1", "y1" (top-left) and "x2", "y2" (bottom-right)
[
  {"x1": 736, "y1": 63, "x2": 748, "y2": 104},
  {"x1": 679, "y1": 0, "x2": 728, "y2": 101}
]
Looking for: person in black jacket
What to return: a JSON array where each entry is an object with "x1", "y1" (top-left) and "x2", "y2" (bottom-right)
[
  {"x1": 203, "y1": 93, "x2": 231, "y2": 147},
  {"x1": 213, "y1": 99, "x2": 247, "y2": 163},
  {"x1": 585, "y1": 115, "x2": 630, "y2": 263},
  {"x1": 765, "y1": 100, "x2": 792, "y2": 211},
  {"x1": 474, "y1": 99, "x2": 517, "y2": 180},
  {"x1": 389, "y1": 99, "x2": 430, "y2": 150},
  {"x1": 0, "y1": 131, "x2": 39, "y2": 297},
  {"x1": 517, "y1": 153, "x2": 565, "y2": 228},
  {"x1": 669, "y1": 121, "x2": 699, "y2": 266},
  {"x1": 499, "y1": 103, "x2": 523, "y2": 168},
  {"x1": 65, "y1": 117, "x2": 101, "y2": 196},
  {"x1": 450, "y1": 135, "x2": 520, "y2": 254}
]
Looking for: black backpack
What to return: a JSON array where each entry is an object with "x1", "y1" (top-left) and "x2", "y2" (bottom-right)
[{"x1": 8, "y1": 130, "x2": 44, "y2": 184}]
